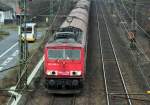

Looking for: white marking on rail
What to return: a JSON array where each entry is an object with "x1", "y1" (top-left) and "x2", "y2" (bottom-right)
[
  {"x1": 0, "y1": 42, "x2": 18, "y2": 58},
  {"x1": 9, "y1": 56, "x2": 44, "y2": 105}
]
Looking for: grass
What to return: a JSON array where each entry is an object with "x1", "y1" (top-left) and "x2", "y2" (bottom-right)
[
  {"x1": 0, "y1": 24, "x2": 17, "y2": 36},
  {"x1": 0, "y1": 67, "x2": 18, "y2": 88},
  {"x1": 0, "y1": 28, "x2": 46, "y2": 89},
  {"x1": 0, "y1": 31, "x2": 9, "y2": 36},
  {"x1": 0, "y1": 24, "x2": 17, "y2": 30}
]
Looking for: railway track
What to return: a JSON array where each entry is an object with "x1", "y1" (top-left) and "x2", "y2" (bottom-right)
[
  {"x1": 107, "y1": 1, "x2": 150, "y2": 105},
  {"x1": 114, "y1": 3, "x2": 150, "y2": 90},
  {"x1": 95, "y1": 1, "x2": 132, "y2": 105},
  {"x1": 48, "y1": 95, "x2": 76, "y2": 105}
]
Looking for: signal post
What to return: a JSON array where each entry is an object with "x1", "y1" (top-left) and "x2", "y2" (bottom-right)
[{"x1": 18, "y1": 0, "x2": 29, "y2": 89}]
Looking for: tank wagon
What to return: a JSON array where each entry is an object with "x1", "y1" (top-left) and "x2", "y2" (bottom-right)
[{"x1": 44, "y1": 0, "x2": 90, "y2": 94}]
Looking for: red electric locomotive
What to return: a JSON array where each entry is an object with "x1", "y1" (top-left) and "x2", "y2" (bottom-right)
[{"x1": 44, "y1": 0, "x2": 90, "y2": 94}]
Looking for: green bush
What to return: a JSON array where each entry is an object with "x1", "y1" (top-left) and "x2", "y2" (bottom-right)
[{"x1": 0, "y1": 31, "x2": 9, "y2": 35}]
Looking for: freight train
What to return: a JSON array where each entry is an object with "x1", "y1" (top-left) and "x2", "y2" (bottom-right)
[{"x1": 44, "y1": 0, "x2": 90, "y2": 94}]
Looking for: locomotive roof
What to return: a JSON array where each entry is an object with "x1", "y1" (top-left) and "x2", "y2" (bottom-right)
[
  {"x1": 46, "y1": 42, "x2": 83, "y2": 48},
  {"x1": 46, "y1": 0, "x2": 89, "y2": 49}
]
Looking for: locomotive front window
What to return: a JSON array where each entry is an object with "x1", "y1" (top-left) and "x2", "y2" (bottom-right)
[
  {"x1": 65, "y1": 49, "x2": 80, "y2": 60},
  {"x1": 22, "y1": 27, "x2": 32, "y2": 33},
  {"x1": 48, "y1": 49, "x2": 80, "y2": 60}
]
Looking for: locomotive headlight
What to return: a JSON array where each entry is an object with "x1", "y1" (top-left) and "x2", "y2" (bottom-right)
[
  {"x1": 70, "y1": 71, "x2": 81, "y2": 76},
  {"x1": 46, "y1": 71, "x2": 58, "y2": 76},
  {"x1": 76, "y1": 71, "x2": 81, "y2": 76}
]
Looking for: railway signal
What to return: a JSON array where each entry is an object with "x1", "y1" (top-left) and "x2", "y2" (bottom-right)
[{"x1": 127, "y1": 0, "x2": 137, "y2": 50}]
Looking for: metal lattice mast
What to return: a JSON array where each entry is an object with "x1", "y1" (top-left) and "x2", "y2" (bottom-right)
[
  {"x1": 49, "y1": 0, "x2": 54, "y2": 23},
  {"x1": 131, "y1": 0, "x2": 136, "y2": 33},
  {"x1": 19, "y1": 13, "x2": 24, "y2": 88},
  {"x1": 24, "y1": 0, "x2": 28, "y2": 87},
  {"x1": 18, "y1": 0, "x2": 28, "y2": 88}
]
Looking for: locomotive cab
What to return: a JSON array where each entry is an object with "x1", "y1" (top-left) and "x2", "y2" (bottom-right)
[
  {"x1": 44, "y1": 43, "x2": 85, "y2": 94},
  {"x1": 18, "y1": 23, "x2": 37, "y2": 42}
]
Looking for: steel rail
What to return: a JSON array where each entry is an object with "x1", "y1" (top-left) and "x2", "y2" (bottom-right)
[
  {"x1": 113, "y1": 3, "x2": 150, "y2": 105},
  {"x1": 71, "y1": 96, "x2": 76, "y2": 105},
  {"x1": 100, "y1": 4, "x2": 132, "y2": 105},
  {"x1": 95, "y1": 2, "x2": 110, "y2": 105},
  {"x1": 95, "y1": 0, "x2": 133, "y2": 105},
  {"x1": 113, "y1": 1, "x2": 150, "y2": 61},
  {"x1": 7, "y1": 0, "x2": 76, "y2": 105},
  {"x1": 109, "y1": 1, "x2": 150, "y2": 105},
  {"x1": 113, "y1": 1, "x2": 150, "y2": 90},
  {"x1": 47, "y1": 1, "x2": 77, "y2": 105},
  {"x1": 49, "y1": 95, "x2": 55, "y2": 105},
  {"x1": 48, "y1": 95, "x2": 76, "y2": 105},
  {"x1": 119, "y1": 0, "x2": 150, "y2": 37},
  {"x1": 113, "y1": 0, "x2": 150, "y2": 38}
]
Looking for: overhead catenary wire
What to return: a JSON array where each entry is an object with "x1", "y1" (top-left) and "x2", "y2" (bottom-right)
[
  {"x1": 101, "y1": 1, "x2": 150, "y2": 104},
  {"x1": 0, "y1": 0, "x2": 62, "y2": 73},
  {"x1": 100, "y1": 2, "x2": 133, "y2": 104},
  {"x1": 6, "y1": 0, "x2": 62, "y2": 104},
  {"x1": 115, "y1": 0, "x2": 150, "y2": 61},
  {"x1": 113, "y1": 0, "x2": 150, "y2": 89},
  {"x1": 0, "y1": 7, "x2": 56, "y2": 73},
  {"x1": 0, "y1": 1, "x2": 63, "y2": 72},
  {"x1": 15, "y1": 0, "x2": 62, "y2": 88},
  {"x1": 119, "y1": 0, "x2": 150, "y2": 36}
]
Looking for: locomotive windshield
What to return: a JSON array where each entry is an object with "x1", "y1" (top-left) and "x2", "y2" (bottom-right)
[
  {"x1": 48, "y1": 49, "x2": 80, "y2": 60},
  {"x1": 22, "y1": 27, "x2": 32, "y2": 33}
]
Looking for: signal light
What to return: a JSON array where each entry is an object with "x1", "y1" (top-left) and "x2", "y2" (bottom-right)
[{"x1": 146, "y1": 90, "x2": 150, "y2": 94}]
